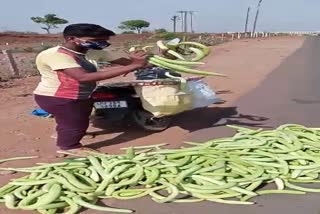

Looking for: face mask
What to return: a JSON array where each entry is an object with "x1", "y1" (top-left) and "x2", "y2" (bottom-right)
[{"x1": 77, "y1": 39, "x2": 111, "y2": 50}]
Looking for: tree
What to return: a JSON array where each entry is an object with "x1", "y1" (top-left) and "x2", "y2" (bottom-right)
[
  {"x1": 118, "y1": 20, "x2": 150, "y2": 34},
  {"x1": 31, "y1": 14, "x2": 68, "y2": 34}
]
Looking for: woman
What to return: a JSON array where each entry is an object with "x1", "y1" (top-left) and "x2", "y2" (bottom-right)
[{"x1": 33, "y1": 23, "x2": 148, "y2": 156}]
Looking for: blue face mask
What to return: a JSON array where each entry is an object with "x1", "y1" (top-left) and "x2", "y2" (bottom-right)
[{"x1": 78, "y1": 39, "x2": 111, "y2": 50}]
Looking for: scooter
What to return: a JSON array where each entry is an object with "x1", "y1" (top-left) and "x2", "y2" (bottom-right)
[
  {"x1": 91, "y1": 67, "x2": 182, "y2": 131},
  {"x1": 91, "y1": 38, "x2": 222, "y2": 132}
]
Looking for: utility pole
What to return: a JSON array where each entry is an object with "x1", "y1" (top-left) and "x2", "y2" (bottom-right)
[
  {"x1": 189, "y1": 11, "x2": 195, "y2": 33},
  {"x1": 245, "y1": 7, "x2": 250, "y2": 33},
  {"x1": 184, "y1": 11, "x2": 188, "y2": 33},
  {"x1": 171, "y1": 15, "x2": 179, "y2": 32},
  {"x1": 252, "y1": 0, "x2": 263, "y2": 33},
  {"x1": 177, "y1": 11, "x2": 185, "y2": 32},
  {"x1": 177, "y1": 10, "x2": 195, "y2": 33}
]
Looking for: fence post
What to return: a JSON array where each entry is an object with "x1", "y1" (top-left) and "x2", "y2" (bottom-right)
[
  {"x1": 2, "y1": 50, "x2": 19, "y2": 77},
  {"x1": 221, "y1": 33, "x2": 225, "y2": 41},
  {"x1": 231, "y1": 34, "x2": 234, "y2": 40},
  {"x1": 237, "y1": 33, "x2": 241, "y2": 39}
]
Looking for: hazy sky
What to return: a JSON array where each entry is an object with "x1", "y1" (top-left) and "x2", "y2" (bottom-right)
[{"x1": 0, "y1": 0, "x2": 319, "y2": 33}]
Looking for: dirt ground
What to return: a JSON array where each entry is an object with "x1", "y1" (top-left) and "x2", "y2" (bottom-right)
[
  {"x1": 0, "y1": 33, "x2": 153, "y2": 48},
  {"x1": 0, "y1": 36, "x2": 305, "y2": 213}
]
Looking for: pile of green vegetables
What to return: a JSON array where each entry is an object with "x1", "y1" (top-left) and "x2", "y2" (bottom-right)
[
  {"x1": 2, "y1": 124, "x2": 320, "y2": 213},
  {"x1": 130, "y1": 40, "x2": 226, "y2": 77}
]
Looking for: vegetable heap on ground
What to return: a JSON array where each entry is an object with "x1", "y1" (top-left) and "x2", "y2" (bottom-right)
[
  {"x1": 2, "y1": 124, "x2": 320, "y2": 213},
  {"x1": 130, "y1": 40, "x2": 226, "y2": 77}
]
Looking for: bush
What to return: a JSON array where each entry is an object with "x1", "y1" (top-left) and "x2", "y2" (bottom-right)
[
  {"x1": 156, "y1": 32, "x2": 181, "y2": 40},
  {"x1": 39, "y1": 45, "x2": 54, "y2": 52},
  {"x1": 121, "y1": 31, "x2": 135, "y2": 34},
  {"x1": 154, "y1": 28, "x2": 167, "y2": 33},
  {"x1": 2, "y1": 31, "x2": 39, "y2": 35},
  {"x1": 141, "y1": 30, "x2": 151, "y2": 34},
  {"x1": 23, "y1": 47, "x2": 35, "y2": 52}
]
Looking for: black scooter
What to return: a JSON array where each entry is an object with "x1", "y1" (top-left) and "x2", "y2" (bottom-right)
[{"x1": 91, "y1": 67, "x2": 182, "y2": 131}]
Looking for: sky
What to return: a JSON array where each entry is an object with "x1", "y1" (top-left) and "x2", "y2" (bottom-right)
[{"x1": 0, "y1": 0, "x2": 319, "y2": 33}]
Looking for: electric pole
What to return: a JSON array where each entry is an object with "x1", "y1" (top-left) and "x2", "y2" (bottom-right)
[
  {"x1": 245, "y1": 7, "x2": 250, "y2": 33},
  {"x1": 177, "y1": 11, "x2": 185, "y2": 32},
  {"x1": 253, "y1": 0, "x2": 263, "y2": 33},
  {"x1": 189, "y1": 11, "x2": 195, "y2": 33},
  {"x1": 171, "y1": 15, "x2": 179, "y2": 32},
  {"x1": 177, "y1": 11, "x2": 195, "y2": 33},
  {"x1": 184, "y1": 12, "x2": 188, "y2": 33}
]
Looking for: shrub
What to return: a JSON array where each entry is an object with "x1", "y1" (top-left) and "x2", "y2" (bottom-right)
[
  {"x1": 121, "y1": 31, "x2": 135, "y2": 34},
  {"x1": 154, "y1": 28, "x2": 167, "y2": 33},
  {"x1": 156, "y1": 32, "x2": 181, "y2": 40}
]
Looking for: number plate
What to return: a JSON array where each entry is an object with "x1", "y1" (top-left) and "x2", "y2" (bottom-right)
[{"x1": 94, "y1": 101, "x2": 128, "y2": 109}]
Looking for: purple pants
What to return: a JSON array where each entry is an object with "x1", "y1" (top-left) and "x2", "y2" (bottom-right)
[{"x1": 34, "y1": 95, "x2": 93, "y2": 150}]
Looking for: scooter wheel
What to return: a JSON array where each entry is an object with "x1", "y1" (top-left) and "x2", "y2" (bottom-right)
[{"x1": 131, "y1": 110, "x2": 172, "y2": 132}]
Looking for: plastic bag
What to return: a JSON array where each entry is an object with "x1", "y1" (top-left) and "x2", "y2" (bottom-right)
[
  {"x1": 134, "y1": 84, "x2": 193, "y2": 118},
  {"x1": 187, "y1": 79, "x2": 221, "y2": 109}
]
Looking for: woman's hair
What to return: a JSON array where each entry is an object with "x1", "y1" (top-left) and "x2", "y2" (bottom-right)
[{"x1": 63, "y1": 23, "x2": 115, "y2": 38}]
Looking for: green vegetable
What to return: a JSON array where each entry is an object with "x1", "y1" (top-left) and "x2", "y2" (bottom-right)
[
  {"x1": 167, "y1": 50, "x2": 186, "y2": 60},
  {"x1": 0, "y1": 156, "x2": 38, "y2": 164},
  {"x1": 189, "y1": 47, "x2": 206, "y2": 61},
  {"x1": 152, "y1": 55, "x2": 204, "y2": 66},
  {"x1": 21, "y1": 184, "x2": 61, "y2": 210},
  {"x1": 73, "y1": 196, "x2": 133, "y2": 213},
  {"x1": 149, "y1": 57, "x2": 226, "y2": 76},
  {"x1": 2, "y1": 124, "x2": 320, "y2": 213}
]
